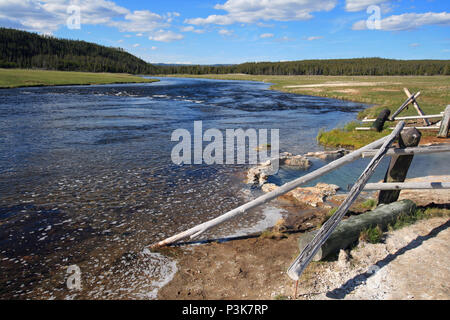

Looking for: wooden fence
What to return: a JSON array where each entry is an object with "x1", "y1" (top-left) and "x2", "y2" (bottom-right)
[{"x1": 150, "y1": 98, "x2": 449, "y2": 283}]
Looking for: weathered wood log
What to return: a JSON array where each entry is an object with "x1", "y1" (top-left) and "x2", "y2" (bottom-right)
[
  {"x1": 151, "y1": 131, "x2": 394, "y2": 249},
  {"x1": 403, "y1": 88, "x2": 430, "y2": 126},
  {"x1": 363, "y1": 181, "x2": 450, "y2": 190},
  {"x1": 372, "y1": 109, "x2": 391, "y2": 132},
  {"x1": 358, "y1": 126, "x2": 439, "y2": 131},
  {"x1": 437, "y1": 105, "x2": 450, "y2": 138},
  {"x1": 363, "y1": 114, "x2": 443, "y2": 122},
  {"x1": 287, "y1": 121, "x2": 405, "y2": 281},
  {"x1": 379, "y1": 127, "x2": 422, "y2": 205},
  {"x1": 362, "y1": 144, "x2": 450, "y2": 158},
  {"x1": 297, "y1": 200, "x2": 417, "y2": 261},
  {"x1": 388, "y1": 126, "x2": 439, "y2": 130},
  {"x1": 390, "y1": 91, "x2": 421, "y2": 121}
]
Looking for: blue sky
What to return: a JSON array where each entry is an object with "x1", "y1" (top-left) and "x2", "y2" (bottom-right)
[{"x1": 0, "y1": 0, "x2": 449, "y2": 64}]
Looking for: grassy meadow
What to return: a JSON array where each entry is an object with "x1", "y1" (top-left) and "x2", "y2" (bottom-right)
[
  {"x1": 0, "y1": 68, "x2": 158, "y2": 89},
  {"x1": 162, "y1": 74, "x2": 450, "y2": 148}
]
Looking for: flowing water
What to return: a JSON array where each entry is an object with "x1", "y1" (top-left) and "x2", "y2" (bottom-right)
[{"x1": 0, "y1": 77, "x2": 447, "y2": 299}]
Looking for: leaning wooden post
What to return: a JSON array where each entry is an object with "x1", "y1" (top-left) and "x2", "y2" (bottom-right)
[
  {"x1": 403, "y1": 88, "x2": 430, "y2": 126},
  {"x1": 379, "y1": 127, "x2": 422, "y2": 205},
  {"x1": 287, "y1": 121, "x2": 405, "y2": 281},
  {"x1": 390, "y1": 91, "x2": 421, "y2": 121},
  {"x1": 437, "y1": 105, "x2": 450, "y2": 138}
]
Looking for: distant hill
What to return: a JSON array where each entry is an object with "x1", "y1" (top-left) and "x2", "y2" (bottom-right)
[
  {"x1": 0, "y1": 28, "x2": 157, "y2": 74},
  {"x1": 158, "y1": 58, "x2": 450, "y2": 76}
]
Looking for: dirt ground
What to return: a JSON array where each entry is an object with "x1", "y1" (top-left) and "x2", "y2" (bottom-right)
[{"x1": 157, "y1": 176, "x2": 450, "y2": 300}]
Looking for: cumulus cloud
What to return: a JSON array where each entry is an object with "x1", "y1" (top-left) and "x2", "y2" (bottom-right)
[
  {"x1": 181, "y1": 26, "x2": 205, "y2": 34},
  {"x1": 218, "y1": 28, "x2": 234, "y2": 36},
  {"x1": 0, "y1": 0, "x2": 132, "y2": 32},
  {"x1": 260, "y1": 33, "x2": 274, "y2": 38},
  {"x1": 149, "y1": 30, "x2": 184, "y2": 42},
  {"x1": 109, "y1": 10, "x2": 167, "y2": 33},
  {"x1": 352, "y1": 11, "x2": 450, "y2": 31},
  {"x1": 0, "y1": 0, "x2": 184, "y2": 42},
  {"x1": 185, "y1": 0, "x2": 337, "y2": 25}
]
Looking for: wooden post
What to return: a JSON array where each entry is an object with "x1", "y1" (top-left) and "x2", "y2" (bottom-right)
[
  {"x1": 403, "y1": 88, "x2": 430, "y2": 126},
  {"x1": 364, "y1": 181, "x2": 450, "y2": 190},
  {"x1": 378, "y1": 127, "x2": 422, "y2": 205},
  {"x1": 287, "y1": 121, "x2": 405, "y2": 281},
  {"x1": 437, "y1": 105, "x2": 450, "y2": 138},
  {"x1": 372, "y1": 109, "x2": 391, "y2": 132},
  {"x1": 390, "y1": 91, "x2": 421, "y2": 121},
  {"x1": 151, "y1": 133, "x2": 394, "y2": 249},
  {"x1": 361, "y1": 144, "x2": 450, "y2": 158}
]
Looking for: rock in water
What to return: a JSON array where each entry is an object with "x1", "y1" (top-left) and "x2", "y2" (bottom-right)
[
  {"x1": 246, "y1": 153, "x2": 311, "y2": 186},
  {"x1": 279, "y1": 152, "x2": 312, "y2": 169},
  {"x1": 305, "y1": 149, "x2": 350, "y2": 161},
  {"x1": 261, "y1": 182, "x2": 340, "y2": 207}
]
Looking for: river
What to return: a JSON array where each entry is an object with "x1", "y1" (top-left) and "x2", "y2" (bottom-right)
[{"x1": 0, "y1": 77, "x2": 447, "y2": 299}]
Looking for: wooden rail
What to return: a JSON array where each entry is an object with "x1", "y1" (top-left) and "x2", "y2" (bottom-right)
[
  {"x1": 362, "y1": 114, "x2": 443, "y2": 122},
  {"x1": 151, "y1": 133, "x2": 394, "y2": 248},
  {"x1": 403, "y1": 88, "x2": 430, "y2": 126},
  {"x1": 390, "y1": 92, "x2": 421, "y2": 121},
  {"x1": 287, "y1": 122, "x2": 405, "y2": 281},
  {"x1": 361, "y1": 144, "x2": 450, "y2": 158},
  {"x1": 151, "y1": 129, "x2": 449, "y2": 249},
  {"x1": 363, "y1": 181, "x2": 450, "y2": 190}
]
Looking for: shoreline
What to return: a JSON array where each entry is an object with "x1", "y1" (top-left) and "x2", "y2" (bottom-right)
[
  {"x1": 157, "y1": 175, "x2": 450, "y2": 300},
  {"x1": 152, "y1": 74, "x2": 449, "y2": 300},
  {"x1": 0, "y1": 68, "x2": 159, "y2": 89}
]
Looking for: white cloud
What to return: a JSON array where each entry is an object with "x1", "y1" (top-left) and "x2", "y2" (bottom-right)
[
  {"x1": 185, "y1": 0, "x2": 337, "y2": 25},
  {"x1": 409, "y1": 43, "x2": 420, "y2": 48},
  {"x1": 218, "y1": 28, "x2": 234, "y2": 36},
  {"x1": 181, "y1": 26, "x2": 205, "y2": 34},
  {"x1": 352, "y1": 11, "x2": 450, "y2": 31},
  {"x1": 260, "y1": 33, "x2": 274, "y2": 38},
  {"x1": 149, "y1": 30, "x2": 184, "y2": 42},
  {"x1": 109, "y1": 9, "x2": 167, "y2": 33},
  {"x1": 306, "y1": 36, "x2": 323, "y2": 41},
  {"x1": 345, "y1": 0, "x2": 387, "y2": 12},
  {"x1": 0, "y1": 0, "x2": 133, "y2": 32},
  {"x1": 133, "y1": 43, "x2": 140, "y2": 47},
  {"x1": 0, "y1": 0, "x2": 184, "y2": 42}
]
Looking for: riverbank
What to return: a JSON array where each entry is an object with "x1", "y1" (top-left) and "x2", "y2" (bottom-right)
[
  {"x1": 0, "y1": 68, "x2": 158, "y2": 88},
  {"x1": 160, "y1": 74, "x2": 450, "y2": 148},
  {"x1": 157, "y1": 176, "x2": 450, "y2": 300}
]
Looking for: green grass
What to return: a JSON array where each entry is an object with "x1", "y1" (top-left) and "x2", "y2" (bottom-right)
[
  {"x1": 359, "y1": 207, "x2": 450, "y2": 244},
  {"x1": 161, "y1": 74, "x2": 450, "y2": 148},
  {"x1": 389, "y1": 207, "x2": 450, "y2": 231},
  {"x1": 361, "y1": 199, "x2": 377, "y2": 210},
  {"x1": 0, "y1": 68, "x2": 158, "y2": 88},
  {"x1": 359, "y1": 225, "x2": 383, "y2": 244}
]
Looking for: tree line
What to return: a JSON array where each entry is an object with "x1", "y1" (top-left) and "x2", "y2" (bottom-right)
[
  {"x1": 0, "y1": 28, "x2": 157, "y2": 74},
  {"x1": 1, "y1": 28, "x2": 448, "y2": 76},
  {"x1": 157, "y1": 58, "x2": 450, "y2": 76}
]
